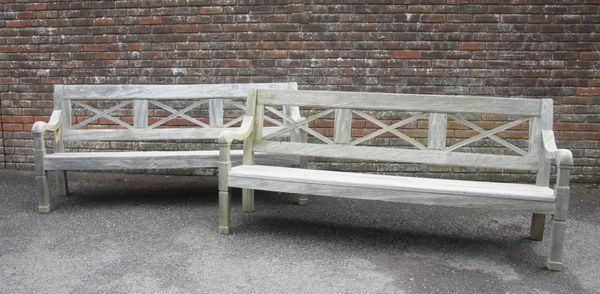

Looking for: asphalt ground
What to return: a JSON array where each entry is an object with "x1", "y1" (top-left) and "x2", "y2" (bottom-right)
[{"x1": 1, "y1": 169, "x2": 599, "y2": 293}]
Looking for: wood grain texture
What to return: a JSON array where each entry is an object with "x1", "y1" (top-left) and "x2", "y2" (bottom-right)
[
  {"x1": 254, "y1": 141, "x2": 538, "y2": 170},
  {"x1": 427, "y1": 113, "x2": 447, "y2": 150},
  {"x1": 229, "y1": 165, "x2": 555, "y2": 202},
  {"x1": 63, "y1": 83, "x2": 296, "y2": 100},
  {"x1": 257, "y1": 90, "x2": 543, "y2": 116}
]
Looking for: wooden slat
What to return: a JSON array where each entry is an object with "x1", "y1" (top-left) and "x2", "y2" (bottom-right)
[
  {"x1": 257, "y1": 90, "x2": 543, "y2": 116},
  {"x1": 254, "y1": 141, "x2": 539, "y2": 170},
  {"x1": 333, "y1": 109, "x2": 352, "y2": 144},
  {"x1": 351, "y1": 110, "x2": 427, "y2": 149},
  {"x1": 62, "y1": 126, "x2": 285, "y2": 141},
  {"x1": 228, "y1": 165, "x2": 555, "y2": 211},
  {"x1": 148, "y1": 100, "x2": 208, "y2": 128},
  {"x1": 62, "y1": 83, "x2": 296, "y2": 100},
  {"x1": 72, "y1": 101, "x2": 133, "y2": 129},
  {"x1": 427, "y1": 113, "x2": 447, "y2": 150},
  {"x1": 133, "y1": 99, "x2": 148, "y2": 128},
  {"x1": 209, "y1": 99, "x2": 224, "y2": 127},
  {"x1": 44, "y1": 150, "x2": 300, "y2": 170},
  {"x1": 448, "y1": 114, "x2": 527, "y2": 156}
]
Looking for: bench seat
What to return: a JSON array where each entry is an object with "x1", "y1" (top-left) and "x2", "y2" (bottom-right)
[
  {"x1": 44, "y1": 152, "x2": 297, "y2": 170},
  {"x1": 228, "y1": 165, "x2": 555, "y2": 211}
]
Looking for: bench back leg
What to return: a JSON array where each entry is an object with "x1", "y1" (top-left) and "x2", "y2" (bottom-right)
[
  {"x1": 529, "y1": 213, "x2": 545, "y2": 241},
  {"x1": 55, "y1": 171, "x2": 68, "y2": 196},
  {"x1": 242, "y1": 189, "x2": 255, "y2": 213}
]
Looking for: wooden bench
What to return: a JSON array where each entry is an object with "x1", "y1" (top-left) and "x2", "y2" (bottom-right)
[
  {"x1": 32, "y1": 83, "x2": 304, "y2": 213},
  {"x1": 218, "y1": 89, "x2": 573, "y2": 271}
]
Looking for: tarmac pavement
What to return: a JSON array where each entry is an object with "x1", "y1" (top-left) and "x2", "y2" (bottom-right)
[{"x1": 0, "y1": 169, "x2": 599, "y2": 293}]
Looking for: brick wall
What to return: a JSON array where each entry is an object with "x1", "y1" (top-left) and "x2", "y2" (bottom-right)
[{"x1": 0, "y1": 1, "x2": 599, "y2": 182}]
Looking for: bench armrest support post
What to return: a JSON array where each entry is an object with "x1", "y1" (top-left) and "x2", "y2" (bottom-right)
[{"x1": 542, "y1": 130, "x2": 573, "y2": 271}]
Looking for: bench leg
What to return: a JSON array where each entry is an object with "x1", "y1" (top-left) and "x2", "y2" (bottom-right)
[
  {"x1": 55, "y1": 171, "x2": 68, "y2": 196},
  {"x1": 529, "y1": 213, "x2": 545, "y2": 241},
  {"x1": 546, "y1": 217, "x2": 566, "y2": 271},
  {"x1": 219, "y1": 189, "x2": 232, "y2": 234},
  {"x1": 242, "y1": 189, "x2": 254, "y2": 213},
  {"x1": 36, "y1": 171, "x2": 51, "y2": 213}
]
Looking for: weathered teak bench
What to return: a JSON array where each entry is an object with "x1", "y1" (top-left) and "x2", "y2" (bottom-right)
[
  {"x1": 218, "y1": 89, "x2": 572, "y2": 271},
  {"x1": 32, "y1": 83, "x2": 302, "y2": 212}
]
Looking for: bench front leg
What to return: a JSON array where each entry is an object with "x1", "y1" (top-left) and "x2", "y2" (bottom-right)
[
  {"x1": 33, "y1": 133, "x2": 51, "y2": 212},
  {"x1": 218, "y1": 143, "x2": 232, "y2": 234},
  {"x1": 546, "y1": 151, "x2": 573, "y2": 271}
]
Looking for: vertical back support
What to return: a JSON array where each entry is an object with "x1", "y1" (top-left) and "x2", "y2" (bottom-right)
[
  {"x1": 133, "y1": 99, "x2": 149, "y2": 128},
  {"x1": 209, "y1": 99, "x2": 224, "y2": 127},
  {"x1": 333, "y1": 109, "x2": 352, "y2": 144},
  {"x1": 427, "y1": 113, "x2": 447, "y2": 150},
  {"x1": 53, "y1": 86, "x2": 68, "y2": 196}
]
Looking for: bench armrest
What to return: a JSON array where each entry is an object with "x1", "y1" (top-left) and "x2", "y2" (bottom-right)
[
  {"x1": 32, "y1": 110, "x2": 62, "y2": 134},
  {"x1": 542, "y1": 130, "x2": 573, "y2": 168},
  {"x1": 218, "y1": 116, "x2": 254, "y2": 145}
]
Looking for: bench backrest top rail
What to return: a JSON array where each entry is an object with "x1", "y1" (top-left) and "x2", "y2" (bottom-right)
[
  {"x1": 251, "y1": 89, "x2": 552, "y2": 171},
  {"x1": 256, "y1": 89, "x2": 543, "y2": 116},
  {"x1": 55, "y1": 83, "x2": 297, "y2": 142},
  {"x1": 60, "y1": 83, "x2": 296, "y2": 100}
]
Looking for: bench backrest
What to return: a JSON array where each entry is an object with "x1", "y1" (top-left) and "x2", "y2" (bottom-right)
[
  {"x1": 248, "y1": 89, "x2": 553, "y2": 175},
  {"x1": 54, "y1": 83, "x2": 297, "y2": 142}
]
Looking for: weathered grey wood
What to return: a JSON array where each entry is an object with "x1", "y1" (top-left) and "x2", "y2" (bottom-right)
[
  {"x1": 133, "y1": 99, "x2": 148, "y2": 128},
  {"x1": 43, "y1": 149, "x2": 297, "y2": 171},
  {"x1": 229, "y1": 176, "x2": 555, "y2": 212},
  {"x1": 537, "y1": 99, "x2": 554, "y2": 186},
  {"x1": 351, "y1": 110, "x2": 427, "y2": 149},
  {"x1": 63, "y1": 83, "x2": 297, "y2": 100},
  {"x1": 427, "y1": 113, "x2": 447, "y2": 150},
  {"x1": 230, "y1": 165, "x2": 555, "y2": 202},
  {"x1": 148, "y1": 100, "x2": 208, "y2": 128},
  {"x1": 257, "y1": 90, "x2": 543, "y2": 116},
  {"x1": 447, "y1": 118, "x2": 529, "y2": 152},
  {"x1": 62, "y1": 126, "x2": 285, "y2": 141},
  {"x1": 220, "y1": 89, "x2": 571, "y2": 270},
  {"x1": 530, "y1": 213, "x2": 545, "y2": 241},
  {"x1": 72, "y1": 101, "x2": 133, "y2": 129},
  {"x1": 33, "y1": 83, "x2": 301, "y2": 214},
  {"x1": 254, "y1": 141, "x2": 538, "y2": 170},
  {"x1": 448, "y1": 113, "x2": 527, "y2": 156},
  {"x1": 209, "y1": 99, "x2": 224, "y2": 127},
  {"x1": 334, "y1": 109, "x2": 352, "y2": 144},
  {"x1": 219, "y1": 143, "x2": 232, "y2": 234},
  {"x1": 33, "y1": 133, "x2": 50, "y2": 212}
]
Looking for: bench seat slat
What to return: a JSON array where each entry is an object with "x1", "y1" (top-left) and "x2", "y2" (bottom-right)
[
  {"x1": 44, "y1": 151, "x2": 297, "y2": 170},
  {"x1": 228, "y1": 165, "x2": 555, "y2": 206}
]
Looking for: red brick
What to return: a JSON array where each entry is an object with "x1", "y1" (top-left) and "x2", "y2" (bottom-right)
[
  {"x1": 127, "y1": 43, "x2": 141, "y2": 51},
  {"x1": 391, "y1": 50, "x2": 419, "y2": 59},
  {"x1": 576, "y1": 87, "x2": 600, "y2": 96},
  {"x1": 139, "y1": 16, "x2": 163, "y2": 25},
  {"x1": 3, "y1": 124, "x2": 24, "y2": 131},
  {"x1": 459, "y1": 42, "x2": 485, "y2": 51},
  {"x1": 6, "y1": 20, "x2": 30, "y2": 28},
  {"x1": 93, "y1": 18, "x2": 116, "y2": 26}
]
